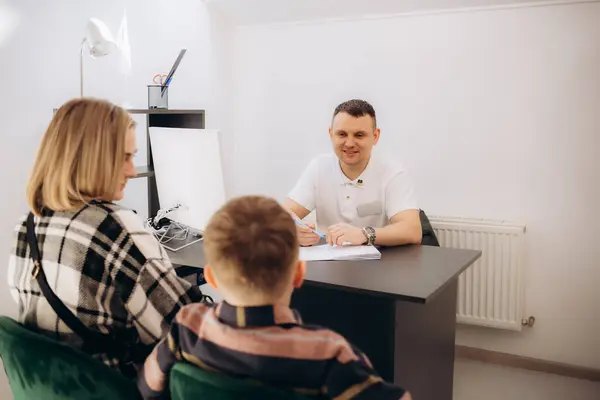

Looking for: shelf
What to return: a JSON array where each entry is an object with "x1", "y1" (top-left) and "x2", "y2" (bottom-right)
[
  {"x1": 134, "y1": 166, "x2": 154, "y2": 178},
  {"x1": 128, "y1": 109, "x2": 205, "y2": 115}
]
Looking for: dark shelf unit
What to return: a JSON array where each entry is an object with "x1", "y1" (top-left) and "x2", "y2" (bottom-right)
[{"x1": 128, "y1": 109, "x2": 206, "y2": 218}]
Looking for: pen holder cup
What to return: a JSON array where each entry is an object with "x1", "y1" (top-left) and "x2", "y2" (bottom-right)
[{"x1": 148, "y1": 85, "x2": 168, "y2": 109}]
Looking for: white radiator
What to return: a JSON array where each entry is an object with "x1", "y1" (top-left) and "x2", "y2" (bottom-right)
[{"x1": 430, "y1": 216, "x2": 526, "y2": 331}]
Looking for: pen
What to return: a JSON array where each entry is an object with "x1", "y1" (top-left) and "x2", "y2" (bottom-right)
[{"x1": 293, "y1": 218, "x2": 326, "y2": 239}]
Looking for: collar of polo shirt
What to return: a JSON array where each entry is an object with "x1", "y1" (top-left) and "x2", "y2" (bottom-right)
[{"x1": 336, "y1": 158, "x2": 373, "y2": 188}]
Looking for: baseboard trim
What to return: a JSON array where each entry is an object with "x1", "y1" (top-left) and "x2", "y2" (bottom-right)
[{"x1": 455, "y1": 345, "x2": 600, "y2": 383}]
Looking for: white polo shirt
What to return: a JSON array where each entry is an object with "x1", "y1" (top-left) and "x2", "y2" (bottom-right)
[{"x1": 288, "y1": 153, "x2": 418, "y2": 230}]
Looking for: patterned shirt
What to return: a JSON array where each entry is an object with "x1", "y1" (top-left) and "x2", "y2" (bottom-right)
[
  {"x1": 138, "y1": 301, "x2": 408, "y2": 399},
  {"x1": 7, "y1": 201, "x2": 203, "y2": 374}
]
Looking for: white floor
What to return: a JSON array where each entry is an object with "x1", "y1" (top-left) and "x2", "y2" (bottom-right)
[{"x1": 454, "y1": 358, "x2": 600, "y2": 400}]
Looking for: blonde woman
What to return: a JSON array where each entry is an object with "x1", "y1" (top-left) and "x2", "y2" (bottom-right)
[{"x1": 7, "y1": 98, "x2": 203, "y2": 377}]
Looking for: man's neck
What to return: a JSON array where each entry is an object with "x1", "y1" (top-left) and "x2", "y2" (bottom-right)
[{"x1": 340, "y1": 158, "x2": 370, "y2": 181}]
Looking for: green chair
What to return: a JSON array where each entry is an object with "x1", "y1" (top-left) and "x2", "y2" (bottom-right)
[
  {"x1": 169, "y1": 362, "x2": 323, "y2": 400},
  {"x1": 0, "y1": 316, "x2": 141, "y2": 400}
]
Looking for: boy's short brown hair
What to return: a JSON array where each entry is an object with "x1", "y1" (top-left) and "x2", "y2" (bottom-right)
[{"x1": 203, "y1": 196, "x2": 299, "y2": 297}]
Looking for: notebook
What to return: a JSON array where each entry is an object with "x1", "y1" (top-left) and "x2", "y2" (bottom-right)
[{"x1": 299, "y1": 244, "x2": 381, "y2": 261}]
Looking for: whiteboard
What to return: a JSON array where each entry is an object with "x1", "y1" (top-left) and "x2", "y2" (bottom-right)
[{"x1": 149, "y1": 127, "x2": 226, "y2": 232}]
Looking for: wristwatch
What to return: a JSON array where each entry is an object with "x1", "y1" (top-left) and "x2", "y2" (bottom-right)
[{"x1": 362, "y1": 226, "x2": 376, "y2": 246}]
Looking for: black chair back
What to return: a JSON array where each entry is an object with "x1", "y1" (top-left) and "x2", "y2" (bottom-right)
[{"x1": 420, "y1": 210, "x2": 440, "y2": 247}]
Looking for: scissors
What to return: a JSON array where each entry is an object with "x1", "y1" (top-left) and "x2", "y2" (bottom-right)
[{"x1": 153, "y1": 73, "x2": 168, "y2": 85}]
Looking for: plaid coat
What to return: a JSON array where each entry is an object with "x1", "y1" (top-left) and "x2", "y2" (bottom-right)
[{"x1": 7, "y1": 201, "x2": 203, "y2": 373}]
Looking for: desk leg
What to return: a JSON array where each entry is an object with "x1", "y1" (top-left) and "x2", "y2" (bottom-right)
[
  {"x1": 394, "y1": 279, "x2": 458, "y2": 400},
  {"x1": 292, "y1": 280, "x2": 458, "y2": 400},
  {"x1": 291, "y1": 285, "x2": 396, "y2": 381}
]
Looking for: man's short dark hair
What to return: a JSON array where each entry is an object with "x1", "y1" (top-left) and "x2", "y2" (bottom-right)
[{"x1": 332, "y1": 99, "x2": 377, "y2": 128}]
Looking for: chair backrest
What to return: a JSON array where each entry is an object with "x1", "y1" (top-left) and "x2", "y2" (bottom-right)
[
  {"x1": 419, "y1": 209, "x2": 440, "y2": 247},
  {"x1": 0, "y1": 316, "x2": 140, "y2": 400},
  {"x1": 169, "y1": 362, "x2": 322, "y2": 400}
]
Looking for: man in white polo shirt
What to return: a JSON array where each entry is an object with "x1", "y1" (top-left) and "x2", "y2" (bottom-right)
[{"x1": 284, "y1": 99, "x2": 422, "y2": 247}]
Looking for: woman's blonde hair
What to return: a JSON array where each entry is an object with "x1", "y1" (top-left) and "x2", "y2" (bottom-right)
[{"x1": 27, "y1": 98, "x2": 135, "y2": 215}]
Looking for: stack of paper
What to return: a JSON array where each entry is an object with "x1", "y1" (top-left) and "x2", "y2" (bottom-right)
[{"x1": 299, "y1": 244, "x2": 381, "y2": 262}]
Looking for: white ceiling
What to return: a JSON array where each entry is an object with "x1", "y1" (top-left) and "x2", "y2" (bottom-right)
[{"x1": 204, "y1": 0, "x2": 588, "y2": 25}]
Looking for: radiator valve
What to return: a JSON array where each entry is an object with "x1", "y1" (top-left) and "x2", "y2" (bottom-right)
[{"x1": 521, "y1": 316, "x2": 535, "y2": 328}]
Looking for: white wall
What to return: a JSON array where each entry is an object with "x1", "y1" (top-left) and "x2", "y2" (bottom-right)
[
  {"x1": 205, "y1": 3, "x2": 236, "y2": 197},
  {"x1": 230, "y1": 2, "x2": 600, "y2": 369},
  {"x1": 0, "y1": 0, "x2": 214, "y2": 396},
  {"x1": 207, "y1": 0, "x2": 582, "y2": 25}
]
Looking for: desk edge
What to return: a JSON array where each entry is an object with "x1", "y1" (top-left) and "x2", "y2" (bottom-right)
[
  {"x1": 424, "y1": 249, "x2": 482, "y2": 304},
  {"x1": 304, "y1": 280, "x2": 427, "y2": 304}
]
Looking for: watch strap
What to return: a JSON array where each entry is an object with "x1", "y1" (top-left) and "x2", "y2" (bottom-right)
[{"x1": 362, "y1": 226, "x2": 376, "y2": 246}]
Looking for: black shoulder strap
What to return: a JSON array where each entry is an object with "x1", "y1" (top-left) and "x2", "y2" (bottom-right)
[{"x1": 25, "y1": 213, "x2": 117, "y2": 354}]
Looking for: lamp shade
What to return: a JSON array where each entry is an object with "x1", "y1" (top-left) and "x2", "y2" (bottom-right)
[{"x1": 85, "y1": 18, "x2": 116, "y2": 57}]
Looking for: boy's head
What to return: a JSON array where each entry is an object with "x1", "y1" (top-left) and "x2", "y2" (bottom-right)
[{"x1": 203, "y1": 196, "x2": 306, "y2": 306}]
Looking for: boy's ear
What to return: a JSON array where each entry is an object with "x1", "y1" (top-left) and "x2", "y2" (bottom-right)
[
  {"x1": 293, "y1": 260, "x2": 306, "y2": 288},
  {"x1": 204, "y1": 265, "x2": 218, "y2": 289}
]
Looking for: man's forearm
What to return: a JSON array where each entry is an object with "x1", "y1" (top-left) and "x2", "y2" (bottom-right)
[
  {"x1": 282, "y1": 198, "x2": 310, "y2": 220},
  {"x1": 374, "y1": 221, "x2": 422, "y2": 246}
]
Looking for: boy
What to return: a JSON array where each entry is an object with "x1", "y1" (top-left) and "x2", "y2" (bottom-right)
[{"x1": 138, "y1": 195, "x2": 411, "y2": 399}]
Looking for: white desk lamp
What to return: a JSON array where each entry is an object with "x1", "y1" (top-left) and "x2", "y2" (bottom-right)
[{"x1": 80, "y1": 18, "x2": 116, "y2": 97}]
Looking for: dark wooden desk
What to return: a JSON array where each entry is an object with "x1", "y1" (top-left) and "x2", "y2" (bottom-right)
[{"x1": 168, "y1": 243, "x2": 480, "y2": 400}]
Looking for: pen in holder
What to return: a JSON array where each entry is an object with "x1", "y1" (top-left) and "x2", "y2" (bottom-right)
[{"x1": 148, "y1": 85, "x2": 168, "y2": 109}]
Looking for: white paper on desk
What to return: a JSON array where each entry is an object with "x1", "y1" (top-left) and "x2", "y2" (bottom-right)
[{"x1": 299, "y1": 245, "x2": 381, "y2": 261}]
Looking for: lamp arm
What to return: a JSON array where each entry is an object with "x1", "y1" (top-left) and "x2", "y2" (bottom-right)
[{"x1": 80, "y1": 38, "x2": 86, "y2": 97}]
